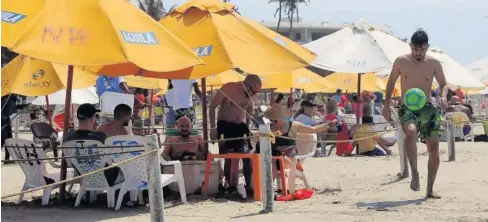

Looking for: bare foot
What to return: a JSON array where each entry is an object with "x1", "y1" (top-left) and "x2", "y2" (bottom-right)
[
  {"x1": 410, "y1": 171, "x2": 420, "y2": 191},
  {"x1": 426, "y1": 192, "x2": 441, "y2": 199},
  {"x1": 396, "y1": 172, "x2": 409, "y2": 179}
]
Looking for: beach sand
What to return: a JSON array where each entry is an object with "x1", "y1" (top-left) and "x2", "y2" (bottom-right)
[{"x1": 1, "y1": 126, "x2": 487, "y2": 222}]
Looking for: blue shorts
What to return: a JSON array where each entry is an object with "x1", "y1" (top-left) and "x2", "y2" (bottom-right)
[
  {"x1": 165, "y1": 108, "x2": 176, "y2": 126},
  {"x1": 361, "y1": 147, "x2": 387, "y2": 156}
]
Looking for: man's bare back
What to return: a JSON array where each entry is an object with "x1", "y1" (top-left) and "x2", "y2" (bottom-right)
[
  {"x1": 216, "y1": 82, "x2": 252, "y2": 124},
  {"x1": 97, "y1": 123, "x2": 128, "y2": 137},
  {"x1": 395, "y1": 54, "x2": 444, "y2": 103}
]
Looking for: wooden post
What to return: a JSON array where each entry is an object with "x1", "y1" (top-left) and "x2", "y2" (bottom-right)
[
  {"x1": 45, "y1": 96, "x2": 52, "y2": 126},
  {"x1": 59, "y1": 64, "x2": 74, "y2": 203},
  {"x1": 396, "y1": 127, "x2": 409, "y2": 177},
  {"x1": 259, "y1": 124, "x2": 273, "y2": 213},
  {"x1": 201, "y1": 78, "x2": 208, "y2": 151},
  {"x1": 148, "y1": 89, "x2": 155, "y2": 127},
  {"x1": 356, "y1": 73, "x2": 362, "y2": 155},
  {"x1": 146, "y1": 134, "x2": 165, "y2": 222},
  {"x1": 447, "y1": 120, "x2": 456, "y2": 161},
  {"x1": 13, "y1": 114, "x2": 19, "y2": 139}
]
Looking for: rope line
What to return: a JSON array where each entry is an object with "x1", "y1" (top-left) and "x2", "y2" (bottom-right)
[
  {"x1": 0, "y1": 150, "x2": 146, "y2": 163},
  {"x1": 2, "y1": 145, "x2": 145, "y2": 150},
  {"x1": 0, "y1": 149, "x2": 159, "y2": 200}
]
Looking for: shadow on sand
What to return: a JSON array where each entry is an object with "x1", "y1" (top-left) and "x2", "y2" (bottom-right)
[
  {"x1": 356, "y1": 197, "x2": 426, "y2": 211},
  {"x1": 380, "y1": 173, "x2": 409, "y2": 186}
]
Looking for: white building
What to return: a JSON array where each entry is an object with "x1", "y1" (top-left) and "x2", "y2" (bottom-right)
[{"x1": 260, "y1": 17, "x2": 393, "y2": 44}]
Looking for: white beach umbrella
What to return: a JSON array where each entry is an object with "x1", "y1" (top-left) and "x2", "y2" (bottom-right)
[
  {"x1": 428, "y1": 48, "x2": 486, "y2": 90},
  {"x1": 303, "y1": 19, "x2": 411, "y2": 74},
  {"x1": 465, "y1": 57, "x2": 488, "y2": 84},
  {"x1": 31, "y1": 87, "x2": 98, "y2": 105}
]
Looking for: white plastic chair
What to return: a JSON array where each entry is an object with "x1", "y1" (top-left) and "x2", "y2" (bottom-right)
[
  {"x1": 63, "y1": 140, "x2": 123, "y2": 209},
  {"x1": 104, "y1": 135, "x2": 187, "y2": 211},
  {"x1": 287, "y1": 133, "x2": 318, "y2": 193},
  {"x1": 5, "y1": 138, "x2": 74, "y2": 206},
  {"x1": 451, "y1": 112, "x2": 474, "y2": 142}
]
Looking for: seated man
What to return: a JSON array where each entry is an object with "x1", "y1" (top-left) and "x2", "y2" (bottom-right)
[
  {"x1": 97, "y1": 104, "x2": 132, "y2": 137},
  {"x1": 66, "y1": 103, "x2": 123, "y2": 186},
  {"x1": 162, "y1": 116, "x2": 207, "y2": 161},
  {"x1": 352, "y1": 116, "x2": 395, "y2": 156},
  {"x1": 66, "y1": 103, "x2": 106, "y2": 143}
]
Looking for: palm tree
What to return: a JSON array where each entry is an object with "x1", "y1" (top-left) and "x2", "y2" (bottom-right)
[
  {"x1": 138, "y1": 0, "x2": 175, "y2": 20},
  {"x1": 283, "y1": 0, "x2": 309, "y2": 38},
  {"x1": 269, "y1": 0, "x2": 284, "y2": 32}
]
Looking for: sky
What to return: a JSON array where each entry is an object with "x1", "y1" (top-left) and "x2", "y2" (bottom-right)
[{"x1": 133, "y1": 0, "x2": 488, "y2": 65}]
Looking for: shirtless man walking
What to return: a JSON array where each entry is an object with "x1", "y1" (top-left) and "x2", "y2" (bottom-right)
[
  {"x1": 209, "y1": 74, "x2": 262, "y2": 192},
  {"x1": 383, "y1": 29, "x2": 448, "y2": 198}
]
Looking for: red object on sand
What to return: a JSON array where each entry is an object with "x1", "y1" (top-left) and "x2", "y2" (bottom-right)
[
  {"x1": 293, "y1": 188, "x2": 314, "y2": 200},
  {"x1": 275, "y1": 194, "x2": 294, "y2": 201}
]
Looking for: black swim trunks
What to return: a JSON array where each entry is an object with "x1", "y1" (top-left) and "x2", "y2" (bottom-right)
[{"x1": 216, "y1": 121, "x2": 251, "y2": 153}]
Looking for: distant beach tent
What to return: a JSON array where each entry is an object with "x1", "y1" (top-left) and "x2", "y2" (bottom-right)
[
  {"x1": 465, "y1": 57, "x2": 488, "y2": 85},
  {"x1": 303, "y1": 19, "x2": 411, "y2": 74},
  {"x1": 428, "y1": 47, "x2": 485, "y2": 90}
]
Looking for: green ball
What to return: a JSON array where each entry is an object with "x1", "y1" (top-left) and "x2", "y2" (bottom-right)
[{"x1": 403, "y1": 88, "x2": 427, "y2": 111}]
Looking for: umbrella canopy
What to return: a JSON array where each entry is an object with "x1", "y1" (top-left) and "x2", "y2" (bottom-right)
[
  {"x1": 261, "y1": 68, "x2": 333, "y2": 90},
  {"x1": 428, "y1": 47, "x2": 486, "y2": 90},
  {"x1": 304, "y1": 19, "x2": 410, "y2": 74},
  {"x1": 123, "y1": 75, "x2": 168, "y2": 89},
  {"x1": 1, "y1": 56, "x2": 97, "y2": 96},
  {"x1": 153, "y1": 0, "x2": 315, "y2": 79},
  {"x1": 465, "y1": 87, "x2": 488, "y2": 95},
  {"x1": 2, "y1": 0, "x2": 203, "y2": 73},
  {"x1": 31, "y1": 87, "x2": 98, "y2": 105},
  {"x1": 313, "y1": 72, "x2": 381, "y2": 93},
  {"x1": 198, "y1": 69, "x2": 245, "y2": 88},
  {"x1": 1, "y1": 0, "x2": 45, "y2": 48},
  {"x1": 465, "y1": 57, "x2": 488, "y2": 85},
  {"x1": 377, "y1": 75, "x2": 401, "y2": 97},
  {"x1": 1, "y1": 56, "x2": 170, "y2": 97}
]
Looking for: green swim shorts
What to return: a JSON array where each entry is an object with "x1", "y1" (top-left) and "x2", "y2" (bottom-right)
[{"x1": 398, "y1": 103, "x2": 441, "y2": 139}]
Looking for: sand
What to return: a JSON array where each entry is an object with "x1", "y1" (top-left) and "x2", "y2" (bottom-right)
[{"x1": 1, "y1": 126, "x2": 488, "y2": 222}]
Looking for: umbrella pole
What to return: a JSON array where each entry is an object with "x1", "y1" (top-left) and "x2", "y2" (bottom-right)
[
  {"x1": 59, "y1": 65, "x2": 74, "y2": 203},
  {"x1": 319, "y1": 93, "x2": 327, "y2": 104},
  {"x1": 269, "y1": 91, "x2": 274, "y2": 105},
  {"x1": 356, "y1": 73, "x2": 362, "y2": 155},
  {"x1": 148, "y1": 89, "x2": 154, "y2": 127},
  {"x1": 289, "y1": 88, "x2": 294, "y2": 111},
  {"x1": 201, "y1": 78, "x2": 208, "y2": 151},
  {"x1": 45, "y1": 96, "x2": 52, "y2": 126},
  {"x1": 210, "y1": 86, "x2": 213, "y2": 101}
]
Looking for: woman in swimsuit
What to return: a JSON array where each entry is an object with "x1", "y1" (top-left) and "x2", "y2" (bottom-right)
[{"x1": 262, "y1": 104, "x2": 337, "y2": 171}]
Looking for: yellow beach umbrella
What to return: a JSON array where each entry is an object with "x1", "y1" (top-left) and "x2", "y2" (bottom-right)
[
  {"x1": 314, "y1": 72, "x2": 380, "y2": 93},
  {"x1": 199, "y1": 69, "x2": 245, "y2": 88},
  {"x1": 157, "y1": 0, "x2": 316, "y2": 79},
  {"x1": 124, "y1": 75, "x2": 168, "y2": 90},
  {"x1": 261, "y1": 68, "x2": 332, "y2": 90},
  {"x1": 1, "y1": 56, "x2": 97, "y2": 96},
  {"x1": 378, "y1": 75, "x2": 402, "y2": 97},
  {"x1": 1, "y1": 0, "x2": 46, "y2": 48},
  {"x1": 3, "y1": 0, "x2": 202, "y2": 73}
]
